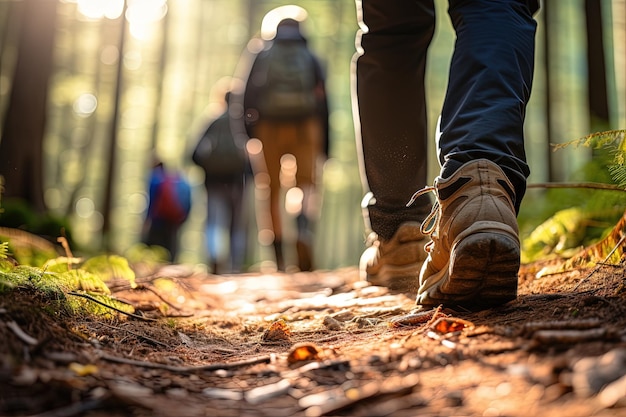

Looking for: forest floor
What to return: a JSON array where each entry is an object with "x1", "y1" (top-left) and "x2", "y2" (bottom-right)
[{"x1": 2, "y1": 247, "x2": 626, "y2": 416}]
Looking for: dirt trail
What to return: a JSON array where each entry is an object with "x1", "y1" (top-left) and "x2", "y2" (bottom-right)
[{"x1": 2, "y1": 259, "x2": 626, "y2": 416}]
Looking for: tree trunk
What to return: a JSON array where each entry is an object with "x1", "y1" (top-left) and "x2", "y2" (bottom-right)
[
  {"x1": 585, "y1": 0, "x2": 610, "y2": 130},
  {"x1": 101, "y1": 10, "x2": 127, "y2": 250},
  {"x1": 0, "y1": 0, "x2": 57, "y2": 213},
  {"x1": 542, "y1": 0, "x2": 554, "y2": 182}
]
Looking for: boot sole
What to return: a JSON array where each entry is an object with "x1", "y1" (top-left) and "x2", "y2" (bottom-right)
[
  {"x1": 422, "y1": 231, "x2": 520, "y2": 309},
  {"x1": 367, "y1": 262, "x2": 423, "y2": 293}
]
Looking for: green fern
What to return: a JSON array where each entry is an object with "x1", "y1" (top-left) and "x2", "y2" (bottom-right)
[
  {"x1": 54, "y1": 269, "x2": 111, "y2": 294},
  {"x1": 0, "y1": 241, "x2": 8, "y2": 259},
  {"x1": 67, "y1": 292, "x2": 135, "y2": 317},
  {"x1": 520, "y1": 129, "x2": 626, "y2": 263},
  {"x1": 554, "y1": 129, "x2": 626, "y2": 188},
  {"x1": 608, "y1": 164, "x2": 626, "y2": 189},
  {"x1": 0, "y1": 241, "x2": 12, "y2": 289},
  {"x1": 81, "y1": 254, "x2": 137, "y2": 289},
  {"x1": 0, "y1": 259, "x2": 135, "y2": 317}
]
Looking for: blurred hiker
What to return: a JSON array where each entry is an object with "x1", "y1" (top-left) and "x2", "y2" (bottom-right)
[
  {"x1": 192, "y1": 91, "x2": 250, "y2": 274},
  {"x1": 142, "y1": 159, "x2": 191, "y2": 261},
  {"x1": 234, "y1": 16, "x2": 329, "y2": 271},
  {"x1": 354, "y1": 0, "x2": 539, "y2": 309}
]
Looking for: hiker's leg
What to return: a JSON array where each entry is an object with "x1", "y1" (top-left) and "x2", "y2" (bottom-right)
[
  {"x1": 229, "y1": 179, "x2": 248, "y2": 273},
  {"x1": 351, "y1": 0, "x2": 435, "y2": 291},
  {"x1": 255, "y1": 120, "x2": 287, "y2": 270},
  {"x1": 353, "y1": 0, "x2": 435, "y2": 240},
  {"x1": 414, "y1": 0, "x2": 538, "y2": 309},
  {"x1": 438, "y1": 0, "x2": 537, "y2": 210},
  {"x1": 205, "y1": 184, "x2": 230, "y2": 273},
  {"x1": 291, "y1": 117, "x2": 324, "y2": 271}
]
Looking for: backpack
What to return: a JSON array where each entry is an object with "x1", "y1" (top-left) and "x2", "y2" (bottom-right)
[
  {"x1": 193, "y1": 114, "x2": 248, "y2": 177},
  {"x1": 151, "y1": 173, "x2": 191, "y2": 224},
  {"x1": 257, "y1": 41, "x2": 317, "y2": 119}
]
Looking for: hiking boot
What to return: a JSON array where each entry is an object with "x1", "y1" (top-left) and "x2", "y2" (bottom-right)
[
  {"x1": 408, "y1": 159, "x2": 520, "y2": 309},
  {"x1": 359, "y1": 221, "x2": 428, "y2": 293}
]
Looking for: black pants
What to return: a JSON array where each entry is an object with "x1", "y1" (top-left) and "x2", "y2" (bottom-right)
[{"x1": 353, "y1": 0, "x2": 538, "y2": 240}]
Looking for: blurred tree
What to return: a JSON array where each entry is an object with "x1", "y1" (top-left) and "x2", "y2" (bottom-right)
[
  {"x1": 585, "y1": 0, "x2": 610, "y2": 131},
  {"x1": 0, "y1": 0, "x2": 58, "y2": 213},
  {"x1": 102, "y1": 12, "x2": 127, "y2": 251}
]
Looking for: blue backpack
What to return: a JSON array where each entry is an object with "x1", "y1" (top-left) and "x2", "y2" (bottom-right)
[{"x1": 151, "y1": 173, "x2": 191, "y2": 224}]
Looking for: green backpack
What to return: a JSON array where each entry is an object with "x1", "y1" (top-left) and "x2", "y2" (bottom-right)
[
  {"x1": 193, "y1": 114, "x2": 247, "y2": 177},
  {"x1": 258, "y1": 41, "x2": 317, "y2": 119}
]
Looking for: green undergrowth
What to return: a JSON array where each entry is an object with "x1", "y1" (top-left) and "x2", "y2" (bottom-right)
[
  {"x1": 0, "y1": 178, "x2": 138, "y2": 320},
  {"x1": 519, "y1": 130, "x2": 626, "y2": 263},
  {"x1": 0, "y1": 252, "x2": 137, "y2": 319},
  {"x1": 124, "y1": 242, "x2": 170, "y2": 267},
  {"x1": 0, "y1": 197, "x2": 74, "y2": 264}
]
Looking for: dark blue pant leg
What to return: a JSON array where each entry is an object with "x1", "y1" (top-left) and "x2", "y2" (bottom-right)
[
  {"x1": 439, "y1": 0, "x2": 537, "y2": 211},
  {"x1": 354, "y1": 0, "x2": 435, "y2": 240}
]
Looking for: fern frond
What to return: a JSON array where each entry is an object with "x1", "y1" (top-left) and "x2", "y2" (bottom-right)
[
  {"x1": 81, "y1": 255, "x2": 137, "y2": 289},
  {"x1": 553, "y1": 129, "x2": 626, "y2": 152},
  {"x1": 608, "y1": 164, "x2": 626, "y2": 189},
  {"x1": 553, "y1": 129, "x2": 626, "y2": 189},
  {"x1": 0, "y1": 241, "x2": 8, "y2": 259}
]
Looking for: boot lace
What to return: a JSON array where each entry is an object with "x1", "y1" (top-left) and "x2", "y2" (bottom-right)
[{"x1": 406, "y1": 186, "x2": 439, "y2": 237}]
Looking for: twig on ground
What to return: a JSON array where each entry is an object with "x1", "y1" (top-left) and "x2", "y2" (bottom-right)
[
  {"x1": 245, "y1": 379, "x2": 293, "y2": 404},
  {"x1": 301, "y1": 374, "x2": 420, "y2": 416},
  {"x1": 531, "y1": 328, "x2": 609, "y2": 345},
  {"x1": 67, "y1": 291, "x2": 157, "y2": 322},
  {"x1": 6, "y1": 320, "x2": 39, "y2": 345},
  {"x1": 388, "y1": 305, "x2": 443, "y2": 329},
  {"x1": 573, "y1": 235, "x2": 626, "y2": 291},
  {"x1": 521, "y1": 318, "x2": 603, "y2": 336},
  {"x1": 98, "y1": 351, "x2": 272, "y2": 373},
  {"x1": 97, "y1": 322, "x2": 169, "y2": 347},
  {"x1": 133, "y1": 284, "x2": 184, "y2": 311},
  {"x1": 57, "y1": 234, "x2": 74, "y2": 262}
]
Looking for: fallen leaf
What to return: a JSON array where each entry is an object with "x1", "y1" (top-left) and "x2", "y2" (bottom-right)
[
  {"x1": 69, "y1": 362, "x2": 99, "y2": 376},
  {"x1": 287, "y1": 342, "x2": 321, "y2": 364},
  {"x1": 262, "y1": 319, "x2": 291, "y2": 342}
]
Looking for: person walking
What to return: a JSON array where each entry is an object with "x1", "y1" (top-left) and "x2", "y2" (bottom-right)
[
  {"x1": 354, "y1": 0, "x2": 539, "y2": 309},
  {"x1": 142, "y1": 159, "x2": 191, "y2": 261},
  {"x1": 236, "y1": 17, "x2": 329, "y2": 272},
  {"x1": 192, "y1": 92, "x2": 250, "y2": 274}
]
